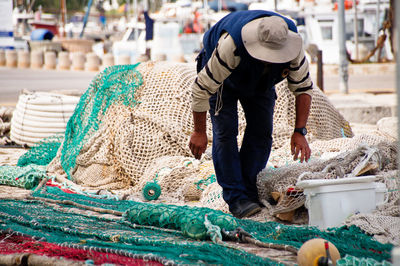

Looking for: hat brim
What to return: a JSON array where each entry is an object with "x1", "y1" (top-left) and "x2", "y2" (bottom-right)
[{"x1": 241, "y1": 17, "x2": 303, "y2": 63}]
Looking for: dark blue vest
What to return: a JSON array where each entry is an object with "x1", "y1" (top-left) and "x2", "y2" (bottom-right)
[{"x1": 202, "y1": 10, "x2": 298, "y2": 94}]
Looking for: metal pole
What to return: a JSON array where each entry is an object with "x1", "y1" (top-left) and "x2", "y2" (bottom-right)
[
  {"x1": 395, "y1": 0, "x2": 400, "y2": 216},
  {"x1": 60, "y1": 0, "x2": 66, "y2": 38},
  {"x1": 79, "y1": 0, "x2": 93, "y2": 38},
  {"x1": 317, "y1": 50, "x2": 324, "y2": 91},
  {"x1": 353, "y1": 0, "x2": 359, "y2": 60},
  {"x1": 338, "y1": 0, "x2": 349, "y2": 94},
  {"x1": 134, "y1": 0, "x2": 138, "y2": 41},
  {"x1": 203, "y1": 0, "x2": 209, "y2": 30},
  {"x1": 375, "y1": 0, "x2": 381, "y2": 62}
]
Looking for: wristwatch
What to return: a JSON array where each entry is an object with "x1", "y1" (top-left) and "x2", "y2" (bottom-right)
[{"x1": 294, "y1": 127, "x2": 307, "y2": 136}]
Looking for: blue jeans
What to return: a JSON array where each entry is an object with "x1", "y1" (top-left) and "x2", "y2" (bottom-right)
[{"x1": 209, "y1": 85, "x2": 276, "y2": 205}]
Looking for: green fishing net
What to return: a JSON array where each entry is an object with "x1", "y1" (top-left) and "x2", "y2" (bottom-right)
[
  {"x1": 17, "y1": 134, "x2": 63, "y2": 167},
  {"x1": 0, "y1": 185, "x2": 392, "y2": 265},
  {"x1": 0, "y1": 186, "x2": 279, "y2": 265},
  {"x1": 60, "y1": 64, "x2": 142, "y2": 180},
  {"x1": 15, "y1": 64, "x2": 142, "y2": 172},
  {"x1": 337, "y1": 255, "x2": 392, "y2": 266},
  {"x1": 0, "y1": 164, "x2": 46, "y2": 189},
  {"x1": 124, "y1": 202, "x2": 238, "y2": 240}
]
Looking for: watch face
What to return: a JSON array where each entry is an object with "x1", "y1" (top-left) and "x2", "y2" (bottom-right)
[{"x1": 295, "y1": 127, "x2": 307, "y2": 135}]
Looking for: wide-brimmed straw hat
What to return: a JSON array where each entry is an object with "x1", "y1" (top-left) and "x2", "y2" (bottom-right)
[{"x1": 241, "y1": 16, "x2": 302, "y2": 63}]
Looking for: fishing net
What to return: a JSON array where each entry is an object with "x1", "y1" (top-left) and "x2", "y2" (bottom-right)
[
  {"x1": 0, "y1": 164, "x2": 46, "y2": 189},
  {"x1": 336, "y1": 255, "x2": 392, "y2": 266},
  {"x1": 0, "y1": 61, "x2": 397, "y2": 263},
  {"x1": 0, "y1": 232, "x2": 163, "y2": 265},
  {"x1": 257, "y1": 141, "x2": 399, "y2": 242},
  {"x1": 17, "y1": 134, "x2": 63, "y2": 167},
  {"x1": 43, "y1": 61, "x2": 352, "y2": 191},
  {"x1": 0, "y1": 185, "x2": 393, "y2": 265}
]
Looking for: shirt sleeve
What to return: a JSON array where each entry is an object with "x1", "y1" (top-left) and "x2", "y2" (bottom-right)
[
  {"x1": 191, "y1": 33, "x2": 241, "y2": 112},
  {"x1": 287, "y1": 44, "x2": 313, "y2": 97}
]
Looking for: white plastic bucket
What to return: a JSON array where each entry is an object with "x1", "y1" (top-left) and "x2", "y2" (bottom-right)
[{"x1": 297, "y1": 176, "x2": 377, "y2": 229}]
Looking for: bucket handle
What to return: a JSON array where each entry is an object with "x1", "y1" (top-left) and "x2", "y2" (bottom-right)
[
  {"x1": 380, "y1": 190, "x2": 390, "y2": 206},
  {"x1": 297, "y1": 171, "x2": 313, "y2": 183},
  {"x1": 376, "y1": 184, "x2": 389, "y2": 207}
]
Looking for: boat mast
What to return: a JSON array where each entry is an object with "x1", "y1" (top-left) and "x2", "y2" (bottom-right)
[
  {"x1": 338, "y1": 0, "x2": 349, "y2": 93},
  {"x1": 353, "y1": 0, "x2": 358, "y2": 60},
  {"x1": 60, "y1": 0, "x2": 66, "y2": 37},
  {"x1": 375, "y1": 0, "x2": 381, "y2": 62}
]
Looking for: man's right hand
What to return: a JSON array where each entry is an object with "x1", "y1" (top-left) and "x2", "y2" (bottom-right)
[{"x1": 189, "y1": 132, "x2": 208, "y2": 159}]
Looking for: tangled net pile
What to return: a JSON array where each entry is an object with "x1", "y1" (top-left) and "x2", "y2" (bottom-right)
[
  {"x1": 0, "y1": 61, "x2": 398, "y2": 264},
  {"x1": 45, "y1": 61, "x2": 353, "y2": 200}
]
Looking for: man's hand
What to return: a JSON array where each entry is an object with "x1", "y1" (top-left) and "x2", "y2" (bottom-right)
[
  {"x1": 190, "y1": 111, "x2": 208, "y2": 159},
  {"x1": 292, "y1": 93, "x2": 312, "y2": 163},
  {"x1": 291, "y1": 133, "x2": 311, "y2": 163},
  {"x1": 189, "y1": 132, "x2": 208, "y2": 159}
]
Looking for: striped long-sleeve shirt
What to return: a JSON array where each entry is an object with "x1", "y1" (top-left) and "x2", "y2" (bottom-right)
[{"x1": 192, "y1": 32, "x2": 313, "y2": 112}]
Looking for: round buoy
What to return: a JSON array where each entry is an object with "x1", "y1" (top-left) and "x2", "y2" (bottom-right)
[
  {"x1": 172, "y1": 54, "x2": 186, "y2": 63},
  {"x1": 72, "y1": 52, "x2": 86, "y2": 70},
  {"x1": 118, "y1": 55, "x2": 131, "y2": 65},
  {"x1": 0, "y1": 50, "x2": 5, "y2": 66},
  {"x1": 30, "y1": 50, "x2": 43, "y2": 69},
  {"x1": 44, "y1": 51, "x2": 57, "y2": 70},
  {"x1": 136, "y1": 54, "x2": 150, "y2": 63},
  {"x1": 85, "y1": 52, "x2": 100, "y2": 71},
  {"x1": 17, "y1": 50, "x2": 30, "y2": 68},
  {"x1": 142, "y1": 181, "x2": 161, "y2": 201},
  {"x1": 6, "y1": 50, "x2": 17, "y2": 68},
  {"x1": 154, "y1": 53, "x2": 167, "y2": 62},
  {"x1": 101, "y1": 53, "x2": 114, "y2": 69},
  {"x1": 58, "y1": 51, "x2": 71, "y2": 70},
  {"x1": 297, "y1": 238, "x2": 341, "y2": 266}
]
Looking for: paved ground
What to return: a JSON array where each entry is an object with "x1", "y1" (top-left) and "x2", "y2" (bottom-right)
[
  {"x1": 322, "y1": 72, "x2": 395, "y2": 94},
  {"x1": 0, "y1": 67, "x2": 96, "y2": 105}
]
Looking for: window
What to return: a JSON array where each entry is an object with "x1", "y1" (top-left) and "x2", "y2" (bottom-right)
[
  {"x1": 318, "y1": 19, "x2": 334, "y2": 40},
  {"x1": 321, "y1": 26, "x2": 333, "y2": 40}
]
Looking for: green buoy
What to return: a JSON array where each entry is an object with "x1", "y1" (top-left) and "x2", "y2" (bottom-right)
[{"x1": 143, "y1": 181, "x2": 161, "y2": 201}]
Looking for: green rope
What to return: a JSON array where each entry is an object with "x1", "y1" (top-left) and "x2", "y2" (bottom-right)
[
  {"x1": 195, "y1": 174, "x2": 216, "y2": 191},
  {"x1": 204, "y1": 214, "x2": 222, "y2": 244}
]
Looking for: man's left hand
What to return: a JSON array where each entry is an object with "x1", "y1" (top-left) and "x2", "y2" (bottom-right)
[{"x1": 291, "y1": 133, "x2": 311, "y2": 163}]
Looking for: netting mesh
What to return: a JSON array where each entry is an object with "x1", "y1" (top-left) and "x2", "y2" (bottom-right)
[
  {"x1": 1, "y1": 61, "x2": 398, "y2": 263},
  {"x1": 0, "y1": 164, "x2": 46, "y2": 189},
  {"x1": 0, "y1": 185, "x2": 393, "y2": 264},
  {"x1": 17, "y1": 134, "x2": 63, "y2": 167},
  {"x1": 0, "y1": 233, "x2": 163, "y2": 265},
  {"x1": 45, "y1": 61, "x2": 352, "y2": 194},
  {"x1": 60, "y1": 64, "x2": 143, "y2": 181}
]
